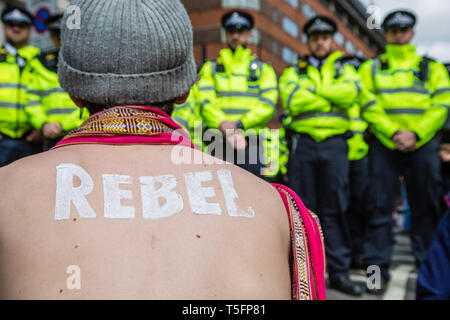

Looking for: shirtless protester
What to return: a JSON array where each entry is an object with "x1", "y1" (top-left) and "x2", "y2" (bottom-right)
[{"x1": 0, "y1": 0, "x2": 326, "y2": 300}]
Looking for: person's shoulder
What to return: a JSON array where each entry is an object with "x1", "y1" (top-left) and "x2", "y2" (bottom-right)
[{"x1": 36, "y1": 51, "x2": 59, "y2": 74}]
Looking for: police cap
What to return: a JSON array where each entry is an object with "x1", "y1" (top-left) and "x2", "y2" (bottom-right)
[
  {"x1": 221, "y1": 10, "x2": 254, "y2": 31},
  {"x1": 382, "y1": 10, "x2": 416, "y2": 30},
  {"x1": 303, "y1": 16, "x2": 337, "y2": 37},
  {"x1": 45, "y1": 14, "x2": 63, "y2": 35},
  {"x1": 1, "y1": 6, "x2": 34, "y2": 26}
]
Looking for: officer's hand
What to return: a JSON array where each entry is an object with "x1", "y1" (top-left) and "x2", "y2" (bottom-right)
[
  {"x1": 0, "y1": 133, "x2": 3, "y2": 141},
  {"x1": 43, "y1": 122, "x2": 63, "y2": 139},
  {"x1": 440, "y1": 143, "x2": 450, "y2": 163},
  {"x1": 26, "y1": 129, "x2": 43, "y2": 143},
  {"x1": 219, "y1": 121, "x2": 237, "y2": 136},
  {"x1": 393, "y1": 130, "x2": 417, "y2": 152}
]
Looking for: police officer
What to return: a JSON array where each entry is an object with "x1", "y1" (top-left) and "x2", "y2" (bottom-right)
[
  {"x1": 31, "y1": 14, "x2": 90, "y2": 150},
  {"x1": 0, "y1": 6, "x2": 47, "y2": 166},
  {"x1": 196, "y1": 10, "x2": 278, "y2": 179},
  {"x1": 343, "y1": 56, "x2": 371, "y2": 270},
  {"x1": 359, "y1": 10, "x2": 450, "y2": 294},
  {"x1": 279, "y1": 16, "x2": 363, "y2": 296},
  {"x1": 172, "y1": 84, "x2": 204, "y2": 149}
]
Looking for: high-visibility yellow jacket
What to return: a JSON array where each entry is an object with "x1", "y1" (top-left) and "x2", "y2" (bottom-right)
[
  {"x1": 172, "y1": 84, "x2": 204, "y2": 149},
  {"x1": 0, "y1": 45, "x2": 47, "y2": 139},
  {"x1": 279, "y1": 51, "x2": 362, "y2": 142},
  {"x1": 262, "y1": 127, "x2": 289, "y2": 178},
  {"x1": 197, "y1": 46, "x2": 278, "y2": 132},
  {"x1": 348, "y1": 104, "x2": 369, "y2": 161},
  {"x1": 359, "y1": 44, "x2": 450, "y2": 150},
  {"x1": 32, "y1": 50, "x2": 89, "y2": 136}
]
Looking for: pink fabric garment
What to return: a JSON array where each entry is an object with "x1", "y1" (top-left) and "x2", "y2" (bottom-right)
[
  {"x1": 53, "y1": 105, "x2": 196, "y2": 150},
  {"x1": 273, "y1": 183, "x2": 327, "y2": 300}
]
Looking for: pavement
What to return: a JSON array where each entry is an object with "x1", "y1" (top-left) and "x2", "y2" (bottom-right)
[{"x1": 326, "y1": 232, "x2": 418, "y2": 300}]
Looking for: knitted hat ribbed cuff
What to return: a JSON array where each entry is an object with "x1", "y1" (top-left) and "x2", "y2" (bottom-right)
[{"x1": 59, "y1": 51, "x2": 197, "y2": 105}]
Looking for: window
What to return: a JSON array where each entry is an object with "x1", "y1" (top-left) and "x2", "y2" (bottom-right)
[
  {"x1": 345, "y1": 41, "x2": 355, "y2": 54},
  {"x1": 272, "y1": 40, "x2": 279, "y2": 55},
  {"x1": 302, "y1": 34, "x2": 308, "y2": 43},
  {"x1": 357, "y1": 50, "x2": 365, "y2": 59},
  {"x1": 302, "y1": 3, "x2": 316, "y2": 19},
  {"x1": 272, "y1": 8, "x2": 279, "y2": 23},
  {"x1": 282, "y1": 16, "x2": 298, "y2": 38},
  {"x1": 285, "y1": 0, "x2": 298, "y2": 9},
  {"x1": 282, "y1": 46, "x2": 297, "y2": 65},
  {"x1": 222, "y1": 0, "x2": 261, "y2": 11},
  {"x1": 334, "y1": 32, "x2": 344, "y2": 46}
]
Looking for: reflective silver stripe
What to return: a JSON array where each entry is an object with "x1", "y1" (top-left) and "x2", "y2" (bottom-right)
[
  {"x1": 27, "y1": 100, "x2": 41, "y2": 106},
  {"x1": 354, "y1": 81, "x2": 362, "y2": 96},
  {"x1": 0, "y1": 102, "x2": 25, "y2": 109},
  {"x1": 221, "y1": 108, "x2": 249, "y2": 115},
  {"x1": 433, "y1": 88, "x2": 450, "y2": 96},
  {"x1": 0, "y1": 83, "x2": 27, "y2": 90},
  {"x1": 287, "y1": 84, "x2": 300, "y2": 108},
  {"x1": 173, "y1": 116, "x2": 190, "y2": 130},
  {"x1": 260, "y1": 87, "x2": 277, "y2": 93},
  {"x1": 231, "y1": 73, "x2": 248, "y2": 77},
  {"x1": 198, "y1": 86, "x2": 215, "y2": 91},
  {"x1": 378, "y1": 87, "x2": 429, "y2": 94},
  {"x1": 352, "y1": 130, "x2": 365, "y2": 135},
  {"x1": 293, "y1": 111, "x2": 349, "y2": 121},
  {"x1": 352, "y1": 117, "x2": 363, "y2": 121},
  {"x1": 259, "y1": 97, "x2": 276, "y2": 108},
  {"x1": 27, "y1": 88, "x2": 66, "y2": 96},
  {"x1": 174, "y1": 102, "x2": 192, "y2": 111},
  {"x1": 47, "y1": 108, "x2": 78, "y2": 115},
  {"x1": 200, "y1": 99, "x2": 210, "y2": 114},
  {"x1": 385, "y1": 108, "x2": 426, "y2": 115},
  {"x1": 362, "y1": 100, "x2": 377, "y2": 113},
  {"x1": 217, "y1": 91, "x2": 259, "y2": 98}
]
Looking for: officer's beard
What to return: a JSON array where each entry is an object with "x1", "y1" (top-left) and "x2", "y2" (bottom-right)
[
  {"x1": 228, "y1": 42, "x2": 247, "y2": 53},
  {"x1": 6, "y1": 37, "x2": 28, "y2": 50}
]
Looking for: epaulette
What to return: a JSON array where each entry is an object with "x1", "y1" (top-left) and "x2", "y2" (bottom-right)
[
  {"x1": 296, "y1": 56, "x2": 309, "y2": 75},
  {"x1": 38, "y1": 51, "x2": 59, "y2": 73},
  {"x1": 0, "y1": 47, "x2": 7, "y2": 63},
  {"x1": 335, "y1": 55, "x2": 365, "y2": 70}
]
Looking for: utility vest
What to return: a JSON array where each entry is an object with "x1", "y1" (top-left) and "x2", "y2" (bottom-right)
[
  {"x1": 197, "y1": 46, "x2": 278, "y2": 133},
  {"x1": 172, "y1": 84, "x2": 204, "y2": 149},
  {"x1": 279, "y1": 51, "x2": 361, "y2": 142},
  {"x1": 360, "y1": 44, "x2": 450, "y2": 150},
  {"x1": 0, "y1": 45, "x2": 47, "y2": 139},
  {"x1": 33, "y1": 50, "x2": 89, "y2": 135}
]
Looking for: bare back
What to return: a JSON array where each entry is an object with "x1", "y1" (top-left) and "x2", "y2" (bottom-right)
[{"x1": 0, "y1": 145, "x2": 291, "y2": 299}]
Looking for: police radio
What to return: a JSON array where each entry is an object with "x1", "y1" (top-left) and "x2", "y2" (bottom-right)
[
  {"x1": 297, "y1": 58, "x2": 308, "y2": 75},
  {"x1": 0, "y1": 48, "x2": 7, "y2": 63}
]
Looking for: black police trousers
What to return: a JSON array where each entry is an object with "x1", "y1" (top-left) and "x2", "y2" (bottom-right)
[
  {"x1": 347, "y1": 156, "x2": 370, "y2": 261},
  {"x1": 288, "y1": 134, "x2": 351, "y2": 279},
  {"x1": 364, "y1": 138, "x2": 444, "y2": 281},
  {"x1": 206, "y1": 133, "x2": 266, "y2": 180}
]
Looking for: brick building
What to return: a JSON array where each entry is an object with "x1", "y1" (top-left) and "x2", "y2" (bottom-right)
[{"x1": 184, "y1": 0, "x2": 386, "y2": 74}]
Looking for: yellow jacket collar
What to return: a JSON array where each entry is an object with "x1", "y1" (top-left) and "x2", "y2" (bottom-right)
[
  {"x1": 385, "y1": 44, "x2": 416, "y2": 60},
  {"x1": 221, "y1": 45, "x2": 252, "y2": 65}
]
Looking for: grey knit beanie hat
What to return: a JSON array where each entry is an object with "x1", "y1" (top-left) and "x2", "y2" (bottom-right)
[{"x1": 58, "y1": 0, "x2": 197, "y2": 106}]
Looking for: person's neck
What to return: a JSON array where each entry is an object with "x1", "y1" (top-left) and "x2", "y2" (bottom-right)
[{"x1": 6, "y1": 40, "x2": 27, "y2": 50}]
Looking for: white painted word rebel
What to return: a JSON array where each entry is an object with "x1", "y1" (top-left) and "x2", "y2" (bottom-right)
[{"x1": 54, "y1": 164, "x2": 255, "y2": 221}]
